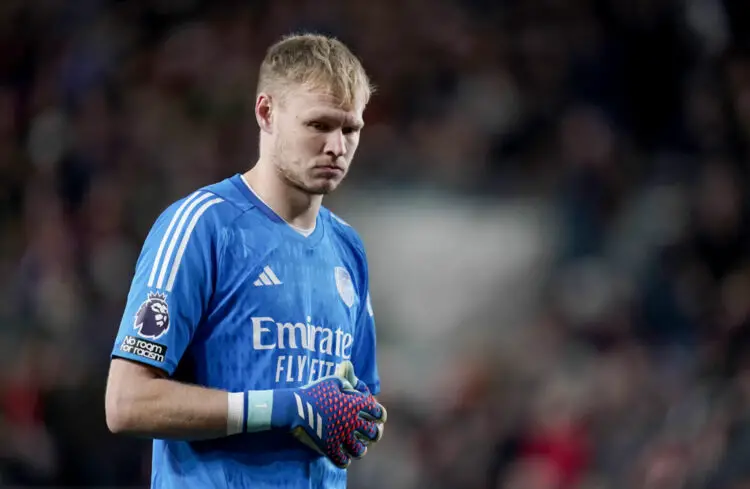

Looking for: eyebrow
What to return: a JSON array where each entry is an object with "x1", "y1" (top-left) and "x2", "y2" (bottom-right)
[
  {"x1": 348, "y1": 119, "x2": 365, "y2": 129},
  {"x1": 306, "y1": 111, "x2": 364, "y2": 129}
]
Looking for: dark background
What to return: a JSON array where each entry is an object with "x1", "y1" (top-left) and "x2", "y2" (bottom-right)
[{"x1": 4, "y1": 0, "x2": 750, "y2": 488}]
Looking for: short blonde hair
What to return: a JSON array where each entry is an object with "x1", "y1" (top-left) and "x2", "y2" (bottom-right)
[{"x1": 257, "y1": 33, "x2": 373, "y2": 108}]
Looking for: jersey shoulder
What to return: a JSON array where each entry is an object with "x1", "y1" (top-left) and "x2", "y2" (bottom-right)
[
  {"x1": 322, "y1": 206, "x2": 366, "y2": 255},
  {"x1": 166, "y1": 175, "x2": 277, "y2": 231},
  {"x1": 322, "y1": 206, "x2": 369, "y2": 282},
  {"x1": 149, "y1": 179, "x2": 246, "y2": 240},
  {"x1": 197, "y1": 176, "x2": 255, "y2": 217},
  {"x1": 201, "y1": 175, "x2": 289, "y2": 261}
]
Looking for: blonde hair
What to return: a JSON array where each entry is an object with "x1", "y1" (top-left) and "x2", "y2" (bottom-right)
[{"x1": 257, "y1": 33, "x2": 373, "y2": 108}]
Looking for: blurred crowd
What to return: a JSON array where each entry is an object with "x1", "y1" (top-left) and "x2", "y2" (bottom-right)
[{"x1": 3, "y1": 0, "x2": 750, "y2": 487}]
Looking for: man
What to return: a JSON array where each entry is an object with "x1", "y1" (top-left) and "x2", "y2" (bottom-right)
[{"x1": 105, "y1": 33, "x2": 386, "y2": 489}]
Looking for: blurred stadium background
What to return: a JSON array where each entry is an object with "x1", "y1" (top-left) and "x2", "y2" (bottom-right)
[{"x1": 3, "y1": 0, "x2": 750, "y2": 488}]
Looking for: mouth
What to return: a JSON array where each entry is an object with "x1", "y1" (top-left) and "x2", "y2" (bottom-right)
[{"x1": 313, "y1": 164, "x2": 344, "y2": 174}]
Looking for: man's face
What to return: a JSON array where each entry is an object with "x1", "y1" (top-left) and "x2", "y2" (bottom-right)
[{"x1": 268, "y1": 86, "x2": 365, "y2": 195}]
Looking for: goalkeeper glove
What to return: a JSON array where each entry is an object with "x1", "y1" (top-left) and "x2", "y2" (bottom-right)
[
  {"x1": 270, "y1": 361, "x2": 386, "y2": 468},
  {"x1": 336, "y1": 361, "x2": 386, "y2": 448}
]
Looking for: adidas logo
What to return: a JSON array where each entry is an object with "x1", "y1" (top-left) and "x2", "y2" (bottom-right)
[
  {"x1": 253, "y1": 266, "x2": 282, "y2": 287},
  {"x1": 294, "y1": 393, "x2": 323, "y2": 439}
]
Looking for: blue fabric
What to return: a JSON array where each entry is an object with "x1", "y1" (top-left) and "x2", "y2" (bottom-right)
[{"x1": 111, "y1": 174, "x2": 381, "y2": 489}]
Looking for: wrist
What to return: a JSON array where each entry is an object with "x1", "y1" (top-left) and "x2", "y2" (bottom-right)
[
  {"x1": 226, "y1": 390, "x2": 275, "y2": 435},
  {"x1": 227, "y1": 392, "x2": 246, "y2": 435}
]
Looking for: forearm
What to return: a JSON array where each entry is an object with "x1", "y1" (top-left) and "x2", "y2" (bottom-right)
[
  {"x1": 106, "y1": 358, "x2": 279, "y2": 440},
  {"x1": 106, "y1": 375, "x2": 230, "y2": 440}
]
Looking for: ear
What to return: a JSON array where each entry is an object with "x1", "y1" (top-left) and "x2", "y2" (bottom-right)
[{"x1": 255, "y1": 93, "x2": 273, "y2": 134}]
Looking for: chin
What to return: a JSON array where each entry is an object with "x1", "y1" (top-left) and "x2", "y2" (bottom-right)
[
  {"x1": 303, "y1": 174, "x2": 344, "y2": 195},
  {"x1": 305, "y1": 181, "x2": 339, "y2": 195}
]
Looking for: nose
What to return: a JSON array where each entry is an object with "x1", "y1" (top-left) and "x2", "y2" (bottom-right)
[{"x1": 324, "y1": 129, "x2": 346, "y2": 159}]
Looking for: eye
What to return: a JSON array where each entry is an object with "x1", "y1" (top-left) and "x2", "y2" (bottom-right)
[
  {"x1": 342, "y1": 126, "x2": 360, "y2": 135},
  {"x1": 307, "y1": 121, "x2": 329, "y2": 132}
]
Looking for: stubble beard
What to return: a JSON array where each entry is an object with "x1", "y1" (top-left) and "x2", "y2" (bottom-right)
[
  {"x1": 276, "y1": 162, "x2": 333, "y2": 196},
  {"x1": 272, "y1": 139, "x2": 340, "y2": 196}
]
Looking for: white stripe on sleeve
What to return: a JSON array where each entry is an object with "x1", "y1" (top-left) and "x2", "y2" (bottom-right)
[
  {"x1": 165, "y1": 197, "x2": 224, "y2": 292},
  {"x1": 148, "y1": 191, "x2": 203, "y2": 287},
  {"x1": 156, "y1": 192, "x2": 212, "y2": 289}
]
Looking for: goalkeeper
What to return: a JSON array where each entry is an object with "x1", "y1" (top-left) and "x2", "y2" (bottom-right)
[{"x1": 105, "y1": 32, "x2": 386, "y2": 489}]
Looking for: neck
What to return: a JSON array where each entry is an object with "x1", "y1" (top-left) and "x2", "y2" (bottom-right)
[{"x1": 242, "y1": 163, "x2": 322, "y2": 230}]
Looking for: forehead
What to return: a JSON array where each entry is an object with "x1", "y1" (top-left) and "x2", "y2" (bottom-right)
[{"x1": 283, "y1": 86, "x2": 365, "y2": 125}]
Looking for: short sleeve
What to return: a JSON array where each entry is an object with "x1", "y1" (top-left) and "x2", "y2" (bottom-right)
[
  {"x1": 351, "y1": 261, "x2": 381, "y2": 395},
  {"x1": 111, "y1": 191, "x2": 225, "y2": 375}
]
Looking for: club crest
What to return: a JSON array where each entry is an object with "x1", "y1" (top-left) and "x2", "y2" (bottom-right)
[
  {"x1": 334, "y1": 267, "x2": 355, "y2": 308},
  {"x1": 366, "y1": 292, "x2": 374, "y2": 317}
]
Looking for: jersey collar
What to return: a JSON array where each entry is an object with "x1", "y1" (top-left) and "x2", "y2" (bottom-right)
[{"x1": 231, "y1": 174, "x2": 325, "y2": 247}]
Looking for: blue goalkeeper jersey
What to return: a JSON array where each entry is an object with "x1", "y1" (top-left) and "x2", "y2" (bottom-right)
[{"x1": 110, "y1": 174, "x2": 380, "y2": 489}]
